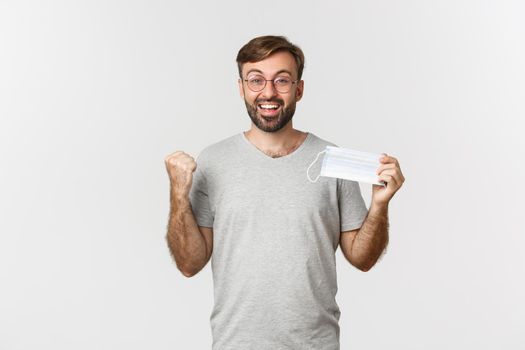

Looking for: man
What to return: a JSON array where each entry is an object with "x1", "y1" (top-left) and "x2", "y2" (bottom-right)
[{"x1": 164, "y1": 35, "x2": 404, "y2": 350}]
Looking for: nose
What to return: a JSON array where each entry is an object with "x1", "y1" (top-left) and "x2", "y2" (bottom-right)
[{"x1": 259, "y1": 80, "x2": 278, "y2": 99}]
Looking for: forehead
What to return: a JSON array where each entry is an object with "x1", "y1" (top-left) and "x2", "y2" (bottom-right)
[{"x1": 242, "y1": 51, "x2": 298, "y2": 77}]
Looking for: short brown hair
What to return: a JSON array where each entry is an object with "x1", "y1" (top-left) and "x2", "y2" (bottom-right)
[{"x1": 236, "y1": 35, "x2": 305, "y2": 80}]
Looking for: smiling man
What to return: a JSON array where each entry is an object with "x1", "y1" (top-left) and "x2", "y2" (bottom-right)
[
  {"x1": 164, "y1": 35, "x2": 405, "y2": 350},
  {"x1": 240, "y1": 49, "x2": 303, "y2": 135}
]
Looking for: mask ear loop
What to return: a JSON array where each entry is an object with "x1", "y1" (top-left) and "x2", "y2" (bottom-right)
[{"x1": 306, "y1": 150, "x2": 327, "y2": 183}]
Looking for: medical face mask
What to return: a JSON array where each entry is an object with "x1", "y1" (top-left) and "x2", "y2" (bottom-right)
[{"x1": 306, "y1": 145, "x2": 386, "y2": 186}]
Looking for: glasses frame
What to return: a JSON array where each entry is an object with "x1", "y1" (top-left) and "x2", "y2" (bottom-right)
[{"x1": 242, "y1": 75, "x2": 300, "y2": 93}]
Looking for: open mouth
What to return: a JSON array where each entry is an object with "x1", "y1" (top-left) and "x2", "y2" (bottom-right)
[{"x1": 257, "y1": 103, "x2": 281, "y2": 117}]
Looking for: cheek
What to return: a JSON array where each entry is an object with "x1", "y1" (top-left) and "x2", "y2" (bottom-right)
[
  {"x1": 283, "y1": 97, "x2": 296, "y2": 107},
  {"x1": 244, "y1": 92, "x2": 258, "y2": 103}
]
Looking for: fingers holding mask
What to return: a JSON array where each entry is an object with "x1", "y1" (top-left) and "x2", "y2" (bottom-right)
[{"x1": 376, "y1": 154, "x2": 405, "y2": 190}]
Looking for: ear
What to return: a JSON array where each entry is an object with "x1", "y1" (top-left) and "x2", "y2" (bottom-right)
[
  {"x1": 238, "y1": 78, "x2": 245, "y2": 99},
  {"x1": 295, "y1": 80, "x2": 304, "y2": 102}
]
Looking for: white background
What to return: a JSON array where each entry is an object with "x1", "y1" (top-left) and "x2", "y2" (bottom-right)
[{"x1": 1, "y1": 0, "x2": 524, "y2": 349}]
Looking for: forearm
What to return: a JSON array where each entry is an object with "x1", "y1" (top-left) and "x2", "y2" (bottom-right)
[
  {"x1": 166, "y1": 184, "x2": 207, "y2": 277},
  {"x1": 350, "y1": 203, "x2": 389, "y2": 271}
]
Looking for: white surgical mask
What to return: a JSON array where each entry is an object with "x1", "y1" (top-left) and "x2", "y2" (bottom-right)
[{"x1": 306, "y1": 145, "x2": 386, "y2": 186}]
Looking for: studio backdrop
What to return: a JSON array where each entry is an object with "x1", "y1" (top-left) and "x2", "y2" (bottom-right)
[{"x1": 1, "y1": 1, "x2": 524, "y2": 349}]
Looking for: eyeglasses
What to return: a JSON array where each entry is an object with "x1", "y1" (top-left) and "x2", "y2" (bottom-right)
[{"x1": 243, "y1": 74, "x2": 299, "y2": 93}]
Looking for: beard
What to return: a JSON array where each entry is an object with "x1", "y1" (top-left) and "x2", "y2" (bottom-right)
[{"x1": 244, "y1": 98, "x2": 296, "y2": 133}]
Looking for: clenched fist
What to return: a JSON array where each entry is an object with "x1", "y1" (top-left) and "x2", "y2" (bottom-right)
[{"x1": 164, "y1": 151, "x2": 197, "y2": 199}]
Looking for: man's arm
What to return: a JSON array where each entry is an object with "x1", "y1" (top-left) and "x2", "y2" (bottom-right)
[
  {"x1": 339, "y1": 152, "x2": 404, "y2": 272},
  {"x1": 164, "y1": 151, "x2": 213, "y2": 278},
  {"x1": 339, "y1": 203, "x2": 389, "y2": 272},
  {"x1": 166, "y1": 188, "x2": 213, "y2": 277}
]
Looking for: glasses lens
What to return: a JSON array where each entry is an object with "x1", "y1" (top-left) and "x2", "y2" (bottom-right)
[
  {"x1": 246, "y1": 75, "x2": 295, "y2": 93},
  {"x1": 274, "y1": 77, "x2": 292, "y2": 93},
  {"x1": 247, "y1": 75, "x2": 266, "y2": 92}
]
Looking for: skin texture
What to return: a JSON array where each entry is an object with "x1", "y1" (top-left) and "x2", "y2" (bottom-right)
[{"x1": 164, "y1": 49, "x2": 405, "y2": 276}]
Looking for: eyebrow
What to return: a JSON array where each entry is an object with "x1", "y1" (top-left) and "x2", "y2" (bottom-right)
[{"x1": 245, "y1": 69, "x2": 294, "y2": 78}]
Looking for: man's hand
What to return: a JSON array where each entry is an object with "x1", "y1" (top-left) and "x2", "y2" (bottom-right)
[
  {"x1": 164, "y1": 151, "x2": 197, "y2": 200},
  {"x1": 372, "y1": 153, "x2": 405, "y2": 207}
]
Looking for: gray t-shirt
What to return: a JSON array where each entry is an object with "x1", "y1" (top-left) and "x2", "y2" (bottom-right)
[{"x1": 189, "y1": 131, "x2": 369, "y2": 350}]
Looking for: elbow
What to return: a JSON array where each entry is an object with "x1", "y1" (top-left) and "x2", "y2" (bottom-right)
[
  {"x1": 351, "y1": 259, "x2": 376, "y2": 272},
  {"x1": 357, "y1": 263, "x2": 373, "y2": 272},
  {"x1": 179, "y1": 261, "x2": 207, "y2": 277},
  {"x1": 344, "y1": 253, "x2": 374, "y2": 272},
  {"x1": 179, "y1": 265, "x2": 201, "y2": 278},
  {"x1": 349, "y1": 248, "x2": 387, "y2": 272},
  {"x1": 181, "y1": 269, "x2": 197, "y2": 278},
  {"x1": 167, "y1": 253, "x2": 199, "y2": 277}
]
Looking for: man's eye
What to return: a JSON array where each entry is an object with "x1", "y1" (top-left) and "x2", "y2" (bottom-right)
[
  {"x1": 275, "y1": 78, "x2": 291, "y2": 85},
  {"x1": 250, "y1": 78, "x2": 263, "y2": 84}
]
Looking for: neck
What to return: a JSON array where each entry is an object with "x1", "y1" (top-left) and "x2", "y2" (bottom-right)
[{"x1": 244, "y1": 123, "x2": 307, "y2": 158}]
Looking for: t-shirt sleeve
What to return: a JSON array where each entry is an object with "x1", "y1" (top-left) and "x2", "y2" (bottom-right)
[
  {"x1": 338, "y1": 178, "x2": 369, "y2": 232},
  {"x1": 188, "y1": 155, "x2": 214, "y2": 228}
]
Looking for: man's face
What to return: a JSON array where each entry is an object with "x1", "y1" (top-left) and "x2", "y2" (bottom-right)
[{"x1": 238, "y1": 51, "x2": 304, "y2": 133}]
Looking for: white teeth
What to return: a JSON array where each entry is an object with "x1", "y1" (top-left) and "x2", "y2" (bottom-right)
[{"x1": 260, "y1": 104, "x2": 279, "y2": 109}]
